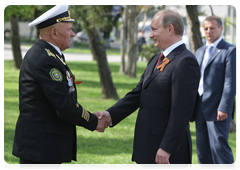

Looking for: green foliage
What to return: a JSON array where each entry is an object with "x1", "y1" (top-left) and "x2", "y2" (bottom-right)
[
  {"x1": 4, "y1": 5, "x2": 32, "y2": 21},
  {"x1": 4, "y1": 5, "x2": 54, "y2": 22},
  {"x1": 140, "y1": 44, "x2": 161, "y2": 61},
  {"x1": 4, "y1": 60, "x2": 236, "y2": 164},
  {"x1": 225, "y1": 17, "x2": 236, "y2": 27},
  {"x1": 69, "y1": 5, "x2": 113, "y2": 31}
]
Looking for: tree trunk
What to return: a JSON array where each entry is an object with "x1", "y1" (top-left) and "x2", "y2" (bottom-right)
[
  {"x1": 138, "y1": 7, "x2": 148, "y2": 31},
  {"x1": 186, "y1": 5, "x2": 203, "y2": 54},
  {"x1": 131, "y1": 5, "x2": 138, "y2": 77},
  {"x1": 126, "y1": 5, "x2": 138, "y2": 77},
  {"x1": 119, "y1": 5, "x2": 128, "y2": 74},
  {"x1": 103, "y1": 38, "x2": 111, "y2": 48},
  {"x1": 87, "y1": 26, "x2": 119, "y2": 100},
  {"x1": 125, "y1": 6, "x2": 133, "y2": 75},
  {"x1": 34, "y1": 7, "x2": 41, "y2": 42},
  {"x1": 102, "y1": 30, "x2": 111, "y2": 48},
  {"x1": 10, "y1": 14, "x2": 22, "y2": 69}
]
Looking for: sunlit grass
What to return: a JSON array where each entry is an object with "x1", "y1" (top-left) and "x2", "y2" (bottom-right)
[{"x1": 4, "y1": 60, "x2": 236, "y2": 164}]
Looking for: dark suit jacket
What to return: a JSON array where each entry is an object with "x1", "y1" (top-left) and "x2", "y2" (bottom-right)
[
  {"x1": 194, "y1": 39, "x2": 236, "y2": 121},
  {"x1": 12, "y1": 39, "x2": 98, "y2": 163},
  {"x1": 107, "y1": 44, "x2": 200, "y2": 164}
]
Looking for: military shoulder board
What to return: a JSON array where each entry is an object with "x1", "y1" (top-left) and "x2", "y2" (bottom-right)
[
  {"x1": 45, "y1": 48, "x2": 56, "y2": 58},
  {"x1": 45, "y1": 48, "x2": 66, "y2": 65}
]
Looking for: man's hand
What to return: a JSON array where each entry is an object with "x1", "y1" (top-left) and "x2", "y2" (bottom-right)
[
  {"x1": 217, "y1": 111, "x2": 228, "y2": 121},
  {"x1": 95, "y1": 111, "x2": 111, "y2": 120},
  {"x1": 155, "y1": 148, "x2": 171, "y2": 164},
  {"x1": 93, "y1": 111, "x2": 111, "y2": 132}
]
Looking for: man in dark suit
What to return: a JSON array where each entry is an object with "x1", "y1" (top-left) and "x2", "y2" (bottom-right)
[
  {"x1": 95, "y1": 9, "x2": 200, "y2": 164},
  {"x1": 194, "y1": 15, "x2": 236, "y2": 164},
  {"x1": 12, "y1": 5, "x2": 109, "y2": 164}
]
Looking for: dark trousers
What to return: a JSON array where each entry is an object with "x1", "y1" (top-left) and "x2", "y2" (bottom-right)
[
  {"x1": 195, "y1": 97, "x2": 234, "y2": 164},
  {"x1": 20, "y1": 159, "x2": 61, "y2": 169}
]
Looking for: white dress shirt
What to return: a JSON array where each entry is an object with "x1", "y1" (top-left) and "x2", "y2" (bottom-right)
[
  {"x1": 162, "y1": 40, "x2": 184, "y2": 57},
  {"x1": 198, "y1": 36, "x2": 223, "y2": 96}
]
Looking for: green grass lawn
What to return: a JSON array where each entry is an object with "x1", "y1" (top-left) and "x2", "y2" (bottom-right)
[{"x1": 4, "y1": 60, "x2": 236, "y2": 164}]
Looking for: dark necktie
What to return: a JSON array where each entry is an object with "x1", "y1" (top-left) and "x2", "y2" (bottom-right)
[
  {"x1": 61, "y1": 54, "x2": 65, "y2": 62},
  {"x1": 156, "y1": 53, "x2": 165, "y2": 68}
]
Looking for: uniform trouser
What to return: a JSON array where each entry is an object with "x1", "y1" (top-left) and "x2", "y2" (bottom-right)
[
  {"x1": 20, "y1": 158, "x2": 61, "y2": 169},
  {"x1": 195, "y1": 99, "x2": 234, "y2": 164}
]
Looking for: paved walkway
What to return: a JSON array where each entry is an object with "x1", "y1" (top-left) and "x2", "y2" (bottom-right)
[
  {"x1": 4, "y1": 42, "x2": 147, "y2": 63},
  {"x1": 4, "y1": 43, "x2": 122, "y2": 62}
]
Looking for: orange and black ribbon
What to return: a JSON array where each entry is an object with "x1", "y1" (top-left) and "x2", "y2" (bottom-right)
[
  {"x1": 73, "y1": 75, "x2": 83, "y2": 84},
  {"x1": 156, "y1": 58, "x2": 170, "y2": 71}
]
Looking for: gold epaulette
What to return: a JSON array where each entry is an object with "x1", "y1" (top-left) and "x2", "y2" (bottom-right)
[
  {"x1": 45, "y1": 48, "x2": 66, "y2": 65},
  {"x1": 45, "y1": 48, "x2": 56, "y2": 58}
]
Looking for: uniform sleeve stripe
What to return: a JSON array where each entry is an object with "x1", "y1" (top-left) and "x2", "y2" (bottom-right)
[{"x1": 82, "y1": 108, "x2": 90, "y2": 122}]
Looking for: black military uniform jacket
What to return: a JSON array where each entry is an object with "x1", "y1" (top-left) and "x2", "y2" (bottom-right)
[{"x1": 12, "y1": 39, "x2": 98, "y2": 163}]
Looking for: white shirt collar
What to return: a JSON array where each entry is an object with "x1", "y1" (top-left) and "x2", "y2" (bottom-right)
[
  {"x1": 163, "y1": 40, "x2": 184, "y2": 57},
  {"x1": 40, "y1": 38, "x2": 62, "y2": 55},
  {"x1": 46, "y1": 41, "x2": 62, "y2": 56},
  {"x1": 206, "y1": 36, "x2": 223, "y2": 48}
]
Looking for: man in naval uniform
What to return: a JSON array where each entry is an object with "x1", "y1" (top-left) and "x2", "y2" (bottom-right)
[{"x1": 12, "y1": 5, "x2": 110, "y2": 164}]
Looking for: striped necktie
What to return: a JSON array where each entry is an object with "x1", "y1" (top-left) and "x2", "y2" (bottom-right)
[{"x1": 156, "y1": 53, "x2": 165, "y2": 68}]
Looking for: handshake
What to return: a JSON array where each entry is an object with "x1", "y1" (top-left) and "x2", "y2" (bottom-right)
[{"x1": 93, "y1": 111, "x2": 111, "y2": 132}]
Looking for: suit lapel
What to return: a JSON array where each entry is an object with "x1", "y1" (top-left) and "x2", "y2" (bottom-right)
[
  {"x1": 142, "y1": 44, "x2": 186, "y2": 89},
  {"x1": 197, "y1": 46, "x2": 207, "y2": 66},
  {"x1": 144, "y1": 53, "x2": 161, "y2": 81},
  {"x1": 143, "y1": 54, "x2": 159, "y2": 85},
  {"x1": 206, "y1": 39, "x2": 225, "y2": 67}
]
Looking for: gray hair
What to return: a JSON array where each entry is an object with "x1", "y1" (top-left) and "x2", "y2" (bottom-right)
[{"x1": 160, "y1": 9, "x2": 184, "y2": 36}]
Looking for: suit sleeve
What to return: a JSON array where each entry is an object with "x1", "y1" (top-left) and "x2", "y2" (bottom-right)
[
  {"x1": 106, "y1": 54, "x2": 158, "y2": 126},
  {"x1": 35, "y1": 56, "x2": 98, "y2": 131},
  {"x1": 217, "y1": 47, "x2": 236, "y2": 115},
  {"x1": 107, "y1": 73, "x2": 143, "y2": 126},
  {"x1": 160, "y1": 56, "x2": 200, "y2": 154}
]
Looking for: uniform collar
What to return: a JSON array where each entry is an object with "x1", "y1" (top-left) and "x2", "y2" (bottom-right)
[
  {"x1": 46, "y1": 41, "x2": 62, "y2": 56},
  {"x1": 39, "y1": 38, "x2": 62, "y2": 56}
]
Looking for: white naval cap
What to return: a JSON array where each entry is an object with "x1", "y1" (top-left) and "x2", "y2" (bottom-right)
[{"x1": 28, "y1": 5, "x2": 75, "y2": 29}]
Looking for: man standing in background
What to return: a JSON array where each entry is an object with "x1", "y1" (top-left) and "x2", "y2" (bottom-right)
[{"x1": 194, "y1": 15, "x2": 236, "y2": 164}]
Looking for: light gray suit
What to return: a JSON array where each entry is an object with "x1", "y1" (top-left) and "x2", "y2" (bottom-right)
[{"x1": 194, "y1": 39, "x2": 236, "y2": 164}]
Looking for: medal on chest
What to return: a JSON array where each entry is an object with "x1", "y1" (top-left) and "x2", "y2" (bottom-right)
[{"x1": 66, "y1": 70, "x2": 75, "y2": 93}]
